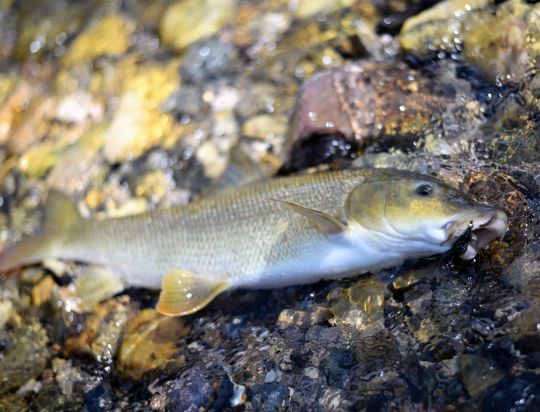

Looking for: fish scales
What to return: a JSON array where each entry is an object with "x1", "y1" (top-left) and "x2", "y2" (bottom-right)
[{"x1": 60, "y1": 169, "x2": 376, "y2": 288}]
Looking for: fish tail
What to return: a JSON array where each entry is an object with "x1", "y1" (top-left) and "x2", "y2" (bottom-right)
[{"x1": 0, "y1": 190, "x2": 83, "y2": 272}]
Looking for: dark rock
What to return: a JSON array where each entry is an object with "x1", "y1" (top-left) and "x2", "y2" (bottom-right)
[
  {"x1": 251, "y1": 383, "x2": 290, "y2": 412},
  {"x1": 165, "y1": 367, "x2": 214, "y2": 412},
  {"x1": 281, "y1": 133, "x2": 357, "y2": 174},
  {"x1": 82, "y1": 381, "x2": 114, "y2": 412},
  {"x1": 482, "y1": 373, "x2": 540, "y2": 412},
  {"x1": 321, "y1": 349, "x2": 355, "y2": 388},
  {"x1": 0, "y1": 323, "x2": 49, "y2": 394}
]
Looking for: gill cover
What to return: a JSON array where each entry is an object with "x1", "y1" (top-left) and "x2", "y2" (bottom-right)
[{"x1": 344, "y1": 180, "x2": 389, "y2": 232}]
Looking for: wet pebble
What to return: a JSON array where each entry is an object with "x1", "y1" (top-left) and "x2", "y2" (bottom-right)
[
  {"x1": 164, "y1": 367, "x2": 215, "y2": 412},
  {"x1": 251, "y1": 382, "x2": 290, "y2": 411},
  {"x1": 159, "y1": 0, "x2": 237, "y2": 53},
  {"x1": 0, "y1": 322, "x2": 49, "y2": 394},
  {"x1": 181, "y1": 39, "x2": 239, "y2": 84}
]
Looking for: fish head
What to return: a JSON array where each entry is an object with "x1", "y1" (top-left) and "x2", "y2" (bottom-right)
[{"x1": 345, "y1": 174, "x2": 508, "y2": 260}]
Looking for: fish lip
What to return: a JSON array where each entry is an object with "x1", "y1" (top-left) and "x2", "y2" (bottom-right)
[{"x1": 442, "y1": 209, "x2": 508, "y2": 260}]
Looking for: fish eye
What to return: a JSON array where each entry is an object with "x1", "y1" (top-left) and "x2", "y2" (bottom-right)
[{"x1": 415, "y1": 183, "x2": 433, "y2": 197}]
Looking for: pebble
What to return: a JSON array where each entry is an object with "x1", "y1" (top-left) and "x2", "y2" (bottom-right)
[
  {"x1": 242, "y1": 114, "x2": 288, "y2": 140},
  {"x1": 165, "y1": 367, "x2": 214, "y2": 411},
  {"x1": 181, "y1": 39, "x2": 238, "y2": 84},
  {"x1": 62, "y1": 14, "x2": 136, "y2": 66},
  {"x1": 0, "y1": 300, "x2": 13, "y2": 330},
  {"x1": 304, "y1": 366, "x2": 319, "y2": 379},
  {"x1": 103, "y1": 61, "x2": 179, "y2": 163},
  {"x1": 292, "y1": 0, "x2": 355, "y2": 19},
  {"x1": 196, "y1": 140, "x2": 228, "y2": 178},
  {"x1": 264, "y1": 369, "x2": 277, "y2": 383},
  {"x1": 159, "y1": 0, "x2": 237, "y2": 52}
]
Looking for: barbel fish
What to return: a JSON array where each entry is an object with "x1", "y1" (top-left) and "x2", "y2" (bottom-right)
[{"x1": 0, "y1": 169, "x2": 507, "y2": 316}]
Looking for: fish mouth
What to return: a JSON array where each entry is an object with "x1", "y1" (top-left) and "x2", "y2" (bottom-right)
[{"x1": 443, "y1": 209, "x2": 508, "y2": 260}]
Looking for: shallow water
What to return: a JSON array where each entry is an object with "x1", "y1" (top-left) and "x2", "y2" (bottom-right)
[{"x1": 0, "y1": 0, "x2": 539, "y2": 410}]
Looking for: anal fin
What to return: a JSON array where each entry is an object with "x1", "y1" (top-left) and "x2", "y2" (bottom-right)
[{"x1": 157, "y1": 269, "x2": 230, "y2": 316}]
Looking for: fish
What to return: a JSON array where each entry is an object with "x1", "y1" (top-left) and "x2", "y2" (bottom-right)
[{"x1": 0, "y1": 168, "x2": 507, "y2": 316}]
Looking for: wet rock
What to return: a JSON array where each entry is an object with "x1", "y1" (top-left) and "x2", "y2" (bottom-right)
[
  {"x1": 482, "y1": 373, "x2": 540, "y2": 411},
  {"x1": 103, "y1": 60, "x2": 179, "y2": 163},
  {"x1": 286, "y1": 61, "x2": 483, "y2": 169},
  {"x1": 64, "y1": 298, "x2": 129, "y2": 366},
  {"x1": 0, "y1": 80, "x2": 38, "y2": 145},
  {"x1": 235, "y1": 80, "x2": 279, "y2": 118},
  {"x1": 47, "y1": 123, "x2": 106, "y2": 196},
  {"x1": 164, "y1": 85, "x2": 208, "y2": 118},
  {"x1": 7, "y1": 93, "x2": 56, "y2": 155},
  {"x1": 134, "y1": 170, "x2": 175, "y2": 204},
  {"x1": 328, "y1": 278, "x2": 386, "y2": 333},
  {"x1": 165, "y1": 367, "x2": 215, "y2": 411},
  {"x1": 0, "y1": 322, "x2": 49, "y2": 394},
  {"x1": 82, "y1": 380, "x2": 114, "y2": 412},
  {"x1": 251, "y1": 382, "x2": 290, "y2": 412},
  {"x1": 464, "y1": 170, "x2": 536, "y2": 265},
  {"x1": 462, "y1": 0, "x2": 539, "y2": 84},
  {"x1": 321, "y1": 349, "x2": 355, "y2": 389},
  {"x1": 0, "y1": 300, "x2": 13, "y2": 329},
  {"x1": 282, "y1": 133, "x2": 357, "y2": 173},
  {"x1": 459, "y1": 354, "x2": 504, "y2": 401},
  {"x1": 400, "y1": 0, "x2": 491, "y2": 55},
  {"x1": 159, "y1": 0, "x2": 237, "y2": 53},
  {"x1": 400, "y1": 0, "x2": 539, "y2": 85},
  {"x1": 118, "y1": 309, "x2": 189, "y2": 379},
  {"x1": 31, "y1": 274, "x2": 56, "y2": 306},
  {"x1": 0, "y1": 393, "x2": 28, "y2": 412},
  {"x1": 242, "y1": 114, "x2": 288, "y2": 141},
  {"x1": 196, "y1": 140, "x2": 228, "y2": 179},
  {"x1": 13, "y1": 0, "x2": 89, "y2": 62},
  {"x1": 277, "y1": 306, "x2": 332, "y2": 330},
  {"x1": 62, "y1": 14, "x2": 136, "y2": 66},
  {"x1": 52, "y1": 357, "x2": 87, "y2": 397},
  {"x1": 0, "y1": 6, "x2": 16, "y2": 62},
  {"x1": 181, "y1": 39, "x2": 239, "y2": 84},
  {"x1": 291, "y1": 0, "x2": 355, "y2": 19}
]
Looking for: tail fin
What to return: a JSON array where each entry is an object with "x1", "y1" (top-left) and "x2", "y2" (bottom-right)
[{"x1": 0, "y1": 190, "x2": 83, "y2": 272}]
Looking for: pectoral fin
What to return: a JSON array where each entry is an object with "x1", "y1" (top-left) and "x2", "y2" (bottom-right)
[
  {"x1": 75, "y1": 266, "x2": 125, "y2": 312},
  {"x1": 270, "y1": 198, "x2": 346, "y2": 236},
  {"x1": 156, "y1": 269, "x2": 230, "y2": 316}
]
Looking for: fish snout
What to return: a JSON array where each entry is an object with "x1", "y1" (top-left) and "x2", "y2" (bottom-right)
[
  {"x1": 459, "y1": 208, "x2": 508, "y2": 260},
  {"x1": 442, "y1": 208, "x2": 508, "y2": 260}
]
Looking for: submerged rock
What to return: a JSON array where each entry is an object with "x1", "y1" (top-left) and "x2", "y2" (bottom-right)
[
  {"x1": 118, "y1": 309, "x2": 189, "y2": 379},
  {"x1": 0, "y1": 322, "x2": 49, "y2": 394},
  {"x1": 64, "y1": 298, "x2": 129, "y2": 366}
]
